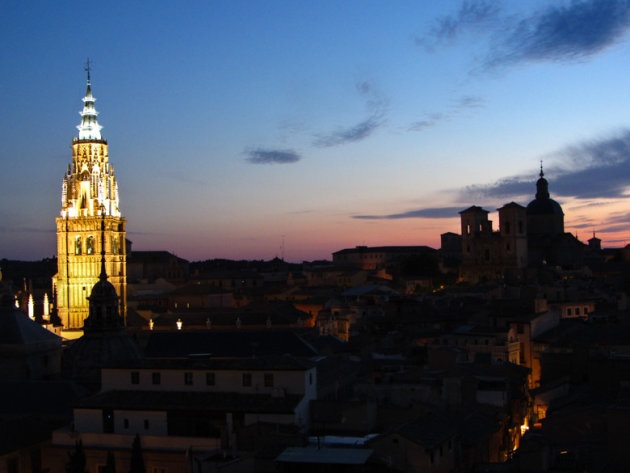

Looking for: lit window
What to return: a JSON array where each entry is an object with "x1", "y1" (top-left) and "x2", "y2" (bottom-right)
[{"x1": 86, "y1": 236, "x2": 95, "y2": 254}]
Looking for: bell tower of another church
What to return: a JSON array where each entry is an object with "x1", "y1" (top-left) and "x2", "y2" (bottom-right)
[{"x1": 53, "y1": 63, "x2": 127, "y2": 331}]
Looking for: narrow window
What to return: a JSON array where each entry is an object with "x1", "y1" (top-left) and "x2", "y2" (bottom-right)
[
  {"x1": 206, "y1": 372, "x2": 215, "y2": 386},
  {"x1": 575, "y1": 307, "x2": 580, "y2": 315},
  {"x1": 567, "y1": 308, "x2": 572, "y2": 316},
  {"x1": 242, "y1": 373, "x2": 252, "y2": 387},
  {"x1": 184, "y1": 372, "x2": 193, "y2": 385},
  {"x1": 505, "y1": 222, "x2": 511, "y2": 234},
  {"x1": 75, "y1": 236, "x2": 82, "y2": 255},
  {"x1": 152, "y1": 372, "x2": 161, "y2": 385},
  {"x1": 103, "y1": 409, "x2": 114, "y2": 433},
  {"x1": 124, "y1": 418, "x2": 129, "y2": 429},
  {"x1": 86, "y1": 236, "x2": 95, "y2": 255},
  {"x1": 144, "y1": 419, "x2": 149, "y2": 430},
  {"x1": 131, "y1": 371, "x2": 139, "y2": 384},
  {"x1": 264, "y1": 373, "x2": 274, "y2": 387}
]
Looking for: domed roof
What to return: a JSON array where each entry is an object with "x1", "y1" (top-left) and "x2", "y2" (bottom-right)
[
  {"x1": 526, "y1": 168, "x2": 564, "y2": 216},
  {"x1": 527, "y1": 196, "x2": 564, "y2": 215},
  {"x1": 89, "y1": 278, "x2": 118, "y2": 301}
]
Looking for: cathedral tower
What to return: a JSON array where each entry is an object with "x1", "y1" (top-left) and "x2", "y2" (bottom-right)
[{"x1": 53, "y1": 65, "x2": 126, "y2": 331}]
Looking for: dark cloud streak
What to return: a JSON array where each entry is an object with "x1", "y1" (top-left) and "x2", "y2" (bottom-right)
[
  {"x1": 420, "y1": 1, "x2": 630, "y2": 69},
  {"x1": 246, "y1": 148, "x2": 301, "y2": 165},
  {"x1": 417, "y1": 1, "x2": 500, "y2": 49},
  {"x1": 314, "y1": 113, "x2": 384, "y2": 147},
  {"x1": 460, "y1": 130, "x2": 630, "y2": 201},
  {"x1": 354, "y1": 207, "x2": 462, "y2": 220}
]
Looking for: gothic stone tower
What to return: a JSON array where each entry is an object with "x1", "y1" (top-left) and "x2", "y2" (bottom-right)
[{"x1": 53, "y1": 67, "x2": 127, "y2": 330}]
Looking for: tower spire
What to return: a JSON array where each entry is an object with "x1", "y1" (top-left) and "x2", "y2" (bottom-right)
[
  {"x1": 77, "y1": 59, "x2": 103, "y2": 141},
  {"x1": 99, "y1": 204, "x2": 108, "y2": 282}
]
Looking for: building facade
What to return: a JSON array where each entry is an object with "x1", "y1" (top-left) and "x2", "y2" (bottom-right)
[{"x1": 53, "y1": 69, "x2": 126, "y2": 330}]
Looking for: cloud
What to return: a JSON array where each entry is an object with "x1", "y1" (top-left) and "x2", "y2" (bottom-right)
[
  {"x1": 408, "y1": 96, "x2": 485, "y2": 132},
  {"x1": 314, "y1": 79, "x2": 388, "y2": 148},
  {"x1": 460, "y1": 130, "x2": 630, "y2": 201},
  {"x1": 314, "y1": 113, "x2": 384, "y2": 148},
  {"x1": 417, "y1": 1, "x2": 501, "y2": 50},
  {"x1": 245, "y1": 148, "x2": 301, "y2": 165},
  {"x1": 420, "y1": 1, "x2": 630, "y2": 70},
  {"x1": 486, "y1": 0, "x2": 630, "y2": 68},
  {"x1": 354, "y1": 206, "x2": 462, "y2": 220}
]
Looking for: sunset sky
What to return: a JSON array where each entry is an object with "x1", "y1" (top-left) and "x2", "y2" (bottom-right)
[{"x1": 2, "y1": 1, "x2": 630, "y2": 262}]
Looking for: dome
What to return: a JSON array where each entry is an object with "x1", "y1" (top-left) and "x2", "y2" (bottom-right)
[
  {"x1": 526, "y1": 197, "x2": 564, "y2": 216},
  {"x1": 526, "y1": 172, "x2": 564, "y2": 216},
  {"x1": 89, "y1": 278, "x2": 119, "y2": 301}
]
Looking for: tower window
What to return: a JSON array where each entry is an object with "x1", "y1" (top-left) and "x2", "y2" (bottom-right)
[
  {"x1": 86, "y1": 236, "x2": 95, "y2": 254},
  {"x1": 518, "y1": 221, "x2": 523, "y2": 233},
  {"x1": 75, "y1": 236, "x2": 82, "y2": 255},
  {"x1": 505, "y1": 222, "x2": 511, "y2": 234},
  {"x1": 112, "y1": 236, "x2": 119, "y2": 255}
]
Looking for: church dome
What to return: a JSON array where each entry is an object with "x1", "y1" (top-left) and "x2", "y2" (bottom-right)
[
  {"x1": 526, "y1": 171, "x2": 564, "y2": 216},
  {"x1": 89, "y1": 278, "x2": 119, "y2": 301}
]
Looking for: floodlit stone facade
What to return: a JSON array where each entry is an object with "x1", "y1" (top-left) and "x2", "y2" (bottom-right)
[{"x1": 53, "y1": 69, "x2": 126, "y2": 330}]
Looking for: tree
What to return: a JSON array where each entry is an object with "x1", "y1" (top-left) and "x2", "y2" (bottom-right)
[
  {"x1": 66, "y1": 441, "x2": 87, "y2": 473},
  {"x1": 129, "y1": 434, "x2": 145, "y2": 473}
]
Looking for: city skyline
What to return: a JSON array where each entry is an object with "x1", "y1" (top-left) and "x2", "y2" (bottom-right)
[{"x1": 3, "y1": 1, "x2": 630, "y2": 262}]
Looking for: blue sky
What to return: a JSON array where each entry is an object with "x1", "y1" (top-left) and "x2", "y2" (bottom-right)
[{"x1": 2, "y1": 1, "x2": 630, "y2": 262}]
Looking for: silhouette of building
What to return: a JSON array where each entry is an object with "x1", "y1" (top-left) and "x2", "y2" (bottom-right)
[
  {"x1": 62, "y1": 215, "x2": 141, "y2": 391},
  {"x1": 459, "y1": 203, "x2": 528, "y2": 283},
  {"x1": 459, "y1": 166, "x2": 587, "y2": 282},
  {"x1": 53, "y1": 66, "x2": 127, "y2": 331}
]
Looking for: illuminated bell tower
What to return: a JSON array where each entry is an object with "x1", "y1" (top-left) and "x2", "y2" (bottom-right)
[{"x1": 53, "y1": 65, "x2": 127, "y2": 331}]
